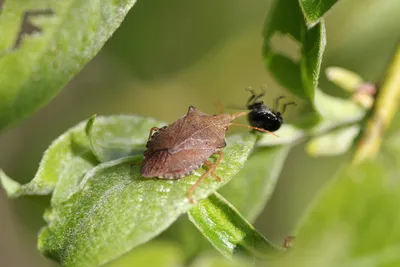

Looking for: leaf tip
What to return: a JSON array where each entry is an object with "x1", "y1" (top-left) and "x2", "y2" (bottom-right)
[
  {"x1": 38, "y1": 227, "x2": 61, "y2": 262},
  {"x1": 0, "y1": 170, "x2": 21, "y2": 197},
  {"x1": 85, "y1": 114, "x2": 97, "y2": 136}
]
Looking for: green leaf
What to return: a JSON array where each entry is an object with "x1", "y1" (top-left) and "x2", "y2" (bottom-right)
[
  {"x1": 326, "y1": 67, "x2": 365, "y2": 93},
  {"x1": 188, "y1": 193, "x2": 282, "y2": 260},
  {"x1": 263, "y1": 0, "x2": 326, "y2": 102},
  {"x1": 159, "y1": 146, "x2": 290, "y2": 260},
  {"x1": 104, "y1": 241, "x2": 184, "y2": 267},
  {"x1": 0, "y1": 1, "x2": 137, "y2": 131},
  {"x1": 257, "y1": 125, "x2": 305, "y2": 147},
  {"x1": 37, "y1": 132, "x2": 256, "y2": 266},
  {"x1": 275, "y1": 160, "x2": 400, "y2": 266},
  {"x1": 159, "y1": 143, "x2": 291, "y2": 259},
  {"x1": 313, "y1": 89, "x2": 365, "y2": 128},
  {"x1": 189, "y1": 253, "x2": 254, "y2": 267},
  {"x1": 219, "y1": 146, "x2": 291, "y2": 222},
  {"x1": 299, "y1": 0, "x2": 340, "y2": 27},
  {"x1": 306, "y1": 125, "x2": 359, "y2": 157},
  {"x1": 158, "y1": 216, "x2": 213, "y2": 261},
  {"x1": 1, "y1": 115, "x2": 163, "y2": 205}
]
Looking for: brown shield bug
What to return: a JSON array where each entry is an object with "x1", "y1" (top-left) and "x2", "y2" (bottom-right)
[{"x1": 141, "y1": 105, "x2": 276, "y2": 203}]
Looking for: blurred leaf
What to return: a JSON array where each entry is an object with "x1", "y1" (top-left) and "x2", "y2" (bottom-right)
[
  {"x1": 306, "y1": 125, "x2": 359, "y2": 157},
  {"x1": 263, "y1": 0, "x2": 326, "y2": 102},
  {"x1": 1, "y1": 115, "x2": 163, "y2": 205},
  {"x1": 188, "y1": 193, "x2": 282, "y2": 260},
  {"x1": 257, "y1": 125, "x2": 305, "y2": 146},
  {"x1": 190, "y1": 253, "x2": 254, "y2": 267},
  {"x1": 299, "y1": 0, "x2": 339, "y2": 27},
  {"x1": 274, "y1": 159, "x2": 400, "y2": 266},
  {"x1": 36, "y1": 131, "x2": 256, "y2": 266},
  {"x1": 326, "y1": 67, "x2": 365, "y2": 93},
  {"x1": 0, "y1": 0, "x2": 137, "y2": 131},
  {"x1": 313, "y1": 89, "x2": 365, "y2": 128},
  {"x1": 158, "y1": 216, "x2": 213, "y2": 261},
  {"x1": 219, "y1": 146, "x2": 291, "y2": 222},
  {"x1": 104, "y1": 0, "x2": 266, "y2": 80},
  {"x1": 104, "y1": 241, "x2": 184, "y2": 267}
]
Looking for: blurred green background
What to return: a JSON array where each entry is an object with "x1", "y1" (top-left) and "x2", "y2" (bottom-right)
[{"x1": 1, "y1": 0, "x2": 400, "y2": 266}]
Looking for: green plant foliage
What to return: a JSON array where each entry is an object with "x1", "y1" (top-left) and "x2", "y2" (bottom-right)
[
  {"x1": 306, "y1": 125, "x2": 359, "y2": 157},
  {"x1": 1, "y1": 115, "x2": 258, "y2": 266},
  {"x1": 263, "y1": 0, "x2": 326, "y2": 102},
  {"x1": 273, "y1": 150, "x2": 400, "y2": 266},
  {"x1": 257, "y1": 125, "x2": 305, "y2": 146},
  {"x1": 104, "y1": 241, "x2": 184, "y2": 267},
  {"x1": 0, "y1": 0, "x2": 137, "y2": 131},
  {"x1": 158, "y1": 145, "x2": 290, "y2": 260},
  {"x1": 189, "y1": 253, "x2": 254, "y2": 267},
  {"x1": 1, "y1": 115, "x2": 163, "y2": 205},
  {"x1": 299, "y1": 0, "x2": 340, "y2": 27},
  {"x1": 219, "y1": 146, "x2": 291, "y2": 222},
  {"x1": 300, "y1": 89, "x2": 365, "y2": 156},
  {"x1": 188, "y1": 193, "x2": 282, "y2": 259},
  {"x1": 326, "y1": 67, "x2": 365, "y2": 93},
  {"x1": 313, "y1": 89, "x2": 365, "y2": 123}
]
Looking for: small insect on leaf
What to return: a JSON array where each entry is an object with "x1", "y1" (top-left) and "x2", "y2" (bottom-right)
[
  {"x1": 141, "y1": 105, "x2": 278, "y2": 203},
  {"x1": 245, "y1": 87, "x2": 296, "y2": 132}
]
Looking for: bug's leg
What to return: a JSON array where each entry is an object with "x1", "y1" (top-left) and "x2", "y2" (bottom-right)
[
  {"x1": 253, "y1": 86, "x2": 266, "y2": 103},
  {"x1": 208, "y1": 150, "x2": 224, "y2": 181},
  {"x1": 273, "y1": 96, "x2": 285, "y2": 113},
  {"x1": 147, "y1": 127, "x2": 160, "y2": 142},
  {"x1": 281, "y1": 102, "x2": 297, "y2": 114},
  {"x1": 187, "y1": 151, "x2": 224, "y2": 204},
  {"x1": 245, "y1": 87, "x2": 257, "y2": 106},
  {"x1": 229, "y1": 123, "x2": 279, "y2": 137}
]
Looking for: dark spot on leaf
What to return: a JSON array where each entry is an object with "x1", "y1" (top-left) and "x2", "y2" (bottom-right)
[{"x1": 13, "y1": 9, "x2": 55, "y2": 49}]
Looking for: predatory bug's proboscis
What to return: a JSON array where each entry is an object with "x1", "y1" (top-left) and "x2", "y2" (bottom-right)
[
  {"x1": 141, "y1": 105, "x2": 277, "y2": 203},
  {"x1": 246, "y1": 87, "x2": 296, "y2": 132}
]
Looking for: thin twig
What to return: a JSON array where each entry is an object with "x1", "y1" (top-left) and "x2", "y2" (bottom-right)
[{"x1": 352, "y1": 43, "x2": 400, "y2": 164}]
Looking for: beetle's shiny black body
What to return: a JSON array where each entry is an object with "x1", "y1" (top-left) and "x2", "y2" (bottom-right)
[
  {"x1": 246, "y1": 88, "x2": 294, "y2": 132},
  {"x1": 247, "y1": 101, "x2": 283, "y2": 132}
]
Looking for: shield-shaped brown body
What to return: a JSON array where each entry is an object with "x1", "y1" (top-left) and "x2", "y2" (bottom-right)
[{"x1": 141, "y1": 106, "x2": 233, "y2": 179}]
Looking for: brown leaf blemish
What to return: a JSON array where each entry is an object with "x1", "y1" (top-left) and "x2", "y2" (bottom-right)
[{"x1": 13, "y1": 9, "x2": 55, "y2": 49}]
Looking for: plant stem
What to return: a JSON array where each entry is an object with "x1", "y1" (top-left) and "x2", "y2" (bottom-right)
[{"x1": 352, "y1": 43, "x2": 400, "y2": 164}]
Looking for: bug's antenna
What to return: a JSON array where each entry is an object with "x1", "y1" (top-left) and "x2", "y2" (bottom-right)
[
  {"x1": 215, "y1": 100, "x2": 224, "y2": 114},
  {"x1": 273, "y1": 96, "x2": 285, "y2": 112},
  {"x1": 231, "y1": 111, "x2": 249, "y2": 120},
  {"x1": 281, "y1": 102, "x2": 297, "y2": 114},
  {"x1": 229, "y1": 123, "x2": 279, "y2": 137}
]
